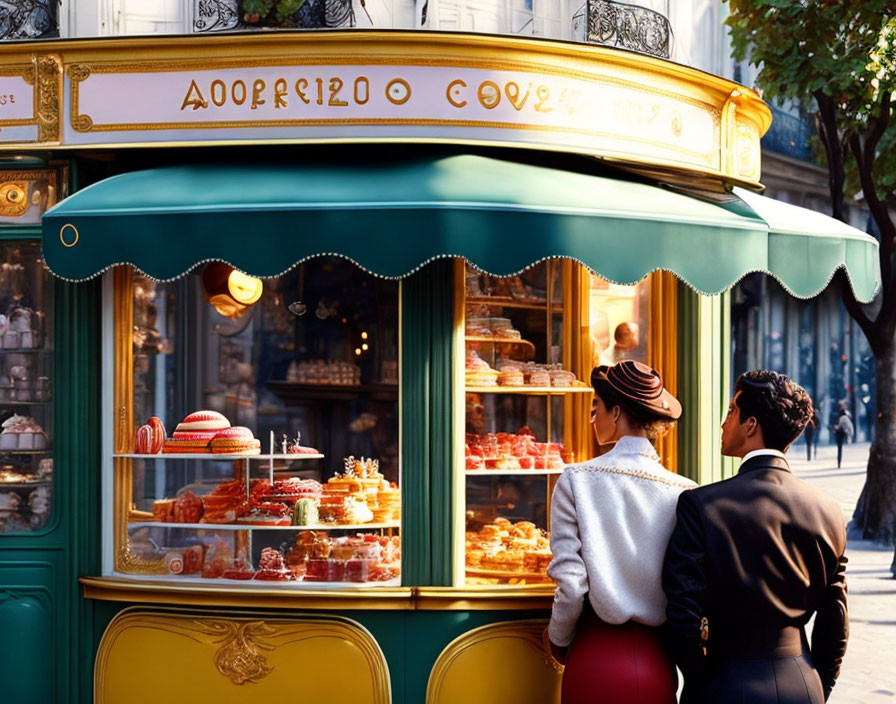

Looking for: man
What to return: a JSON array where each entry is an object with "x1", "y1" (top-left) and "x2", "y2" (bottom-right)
[
  {"x1": 663, "y1": 370, "x2": 848, "y2": 703},
  {"x1": 599, "y1": 321, "x2": 639, "y2": 365},
  {"x1": 804, "y1": 408, "x2": 818, "y2": 461},
  {"x1": 833, "y1": 408, "x2": 854, "y2": 469}
]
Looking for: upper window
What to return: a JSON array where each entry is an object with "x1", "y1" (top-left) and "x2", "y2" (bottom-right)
[{"x1": 0, "y1": 241, "x2": 54, "y2": 532}]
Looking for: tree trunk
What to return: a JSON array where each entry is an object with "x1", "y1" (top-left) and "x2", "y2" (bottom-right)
[{"x1": 858, "y1": 343, "x2": 896, "y2": 544}]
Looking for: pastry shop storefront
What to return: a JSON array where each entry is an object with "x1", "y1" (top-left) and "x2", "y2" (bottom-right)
[{"x1": 0, "y1": 32, "x2": 880, "y2": 704}]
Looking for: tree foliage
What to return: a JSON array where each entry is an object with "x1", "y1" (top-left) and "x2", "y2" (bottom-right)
[
  {"x1": 726, "y1": 1, "x2": 896, "y2": 543},
  {"x1": 726, "y1": 0, "x2": 895, "y2": 349}
]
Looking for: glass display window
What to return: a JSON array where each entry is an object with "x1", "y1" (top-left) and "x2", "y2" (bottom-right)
[
  {"x1": 459, "y1": 261, "x2": 657, "y2": 586},
  {"x1": 109, "y1": 258, "x2": 400, "y2": 586},
  {"x1": 0, "y1": 241, "x2": 54, "y2": 533}
]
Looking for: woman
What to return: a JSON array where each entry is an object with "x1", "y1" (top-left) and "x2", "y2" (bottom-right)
[{"x1": 547, "y1": 360, "x2": 696, "y2": 704}]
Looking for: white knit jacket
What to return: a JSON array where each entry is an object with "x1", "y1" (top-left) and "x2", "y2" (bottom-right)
[{"x1": 547, "y1": 435, "x2": 696, "y2": 647}]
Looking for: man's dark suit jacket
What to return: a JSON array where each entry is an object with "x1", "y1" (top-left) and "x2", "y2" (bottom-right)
[{"x1": 662, "y1": 454, "x2": 848, "y2": 702}]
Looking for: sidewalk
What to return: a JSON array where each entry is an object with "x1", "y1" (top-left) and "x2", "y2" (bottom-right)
[{"x1": 788, "y1": 441, "x2": 896, "y2": 704}]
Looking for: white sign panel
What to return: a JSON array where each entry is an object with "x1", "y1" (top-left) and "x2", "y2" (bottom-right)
[
  {"x1": 66, "y1": 61, "x2": 719, "y2": 170},
  {"x1": 0, "y1": 74, "x2": 38, "y2": 143}
]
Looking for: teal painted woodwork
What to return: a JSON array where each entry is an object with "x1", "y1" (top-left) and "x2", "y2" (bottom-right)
[
  {"x1": 0, "y1": 589, "x2": 52, "y2": 702},
  {"x1": 41, "y1": 156, "x2": 880, "y2": 303},
  {"x1": 676, "y1": 282, "x2": 737, "y2": 485},
  {"x1": 401, "y1": 260, "x2": 455, "y2": 586}
]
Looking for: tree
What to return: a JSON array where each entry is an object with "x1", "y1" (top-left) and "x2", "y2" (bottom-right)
[{"x1": 725, "y1": 2, "x2": 896, "y2": 549}]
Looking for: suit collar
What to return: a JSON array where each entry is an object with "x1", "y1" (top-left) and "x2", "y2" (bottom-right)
[{"x1": 738, "y1": 454, "x2": 791, "y2": 475}]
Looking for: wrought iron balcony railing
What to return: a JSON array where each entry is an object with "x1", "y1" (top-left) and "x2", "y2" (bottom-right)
[
  {"x1": 585, "y1": 0, "x2": 672, "y2": 59},
  {"x1": 0, "y1": 0, "x2": 57, "y2": 40},
  {"x1": 194, "y1": 0, "x2": 361, "y2": 32}
]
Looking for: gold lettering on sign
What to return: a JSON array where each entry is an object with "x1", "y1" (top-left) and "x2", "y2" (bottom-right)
[
  {"x1": 274, "y1": 78, "x2": 288, "y2": 109},
  {"x1": 328, "y1": 78, "x2": 348, "y2": 107},
  {"x1": 477, "y1": 81, "x2": 500, "y2": 109},
  {"x1": 354, "y1": 76, "x2": 370, "y2": 105},
  {"x1": 385, "y1": 78, "x2": 411, "y2": 105},
  {"x1": 250, "y1": 79, "x2": 266, "y2": 110},
  {"x1": 534, "y1": 85, "x2": 552, "y2": 113},
  {"x1": 232, "y1": 80, "x2": 246, "y2": 105},
  {"x1": 180, "y1": 79, "x2": 208, "y2": 111},
  {"x1": 210, "y1": 80, "x2": 226, "y2": 107},
  {"x1": 446, "y1": 79, "x2": 467, "y2": 108},
  {"x1": 295, "y1": 78, "x2": 310, "y2": 105},
  {"x1": 504, "y1": 82, "x2": 529, "y2": 111}
]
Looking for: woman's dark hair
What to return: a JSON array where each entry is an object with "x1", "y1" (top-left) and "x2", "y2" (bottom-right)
[
  {"x1": 592, "y1": 385, "x2": 674, "y2": 443},
  {"x1": 734, "y1": 370, "x2": 814, "y2": 451}
]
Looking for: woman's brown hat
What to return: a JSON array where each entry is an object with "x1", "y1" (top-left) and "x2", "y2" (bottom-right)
[{"x1": 591, "y1": 360, "x2": 682, "y2": 421}]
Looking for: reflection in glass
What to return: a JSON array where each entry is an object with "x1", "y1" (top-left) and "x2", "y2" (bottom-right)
[{"x1": 0, "y1": 241, "x2": 53, "y2": 533}]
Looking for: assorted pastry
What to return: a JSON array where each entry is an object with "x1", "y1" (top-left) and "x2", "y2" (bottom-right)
[
  {"x1": 148, "y1": 456, "x2": 399, "y2": 528},
  {"x1": 0, "y1": 415, "x2": 49, "y2": 451},
  {"x1": 465, "y1": 352, "x2": 583, "y2": 389},
  {"x1": 465, "y1": 517, "x2": 552, "y2": 582},
  {"x1": 466, "y1": 317, "x2": 523, "y2": 340},
  {"x1": 465, "y1": 428, "x2": 574, "y2": 470},
  {"x1": 129, "y1": 532, "x2": 400, "y2": 584},
  {"x1": 286, "y1": 359, "x2": 361, "y2": 386}
]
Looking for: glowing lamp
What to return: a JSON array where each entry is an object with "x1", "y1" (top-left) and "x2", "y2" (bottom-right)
[{"x1": 202, "y1": 262, "x2": 263, "y2": 319}]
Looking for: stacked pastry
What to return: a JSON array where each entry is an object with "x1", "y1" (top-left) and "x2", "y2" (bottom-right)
[
  {"x1": 465, "y1": 517, "x2": 552, "y2": 579},
  {"x1": 465, "y1": 352, "x2": 499, "y2": 386},
  {"x1": 465, "y1": 428, "x2": 573, "y2": 470},
  {"x1": 156, "y1": 411, "x2": 260, "y2": 455}
]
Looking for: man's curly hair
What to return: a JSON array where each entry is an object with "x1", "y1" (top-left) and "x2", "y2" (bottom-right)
[{"x1": 735, "y1": 370, "x2": 814, "y2": 451}]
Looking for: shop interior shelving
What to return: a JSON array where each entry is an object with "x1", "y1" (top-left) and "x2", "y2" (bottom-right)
[
  {"x1": 465, "y1": 385, "x2": 591, "y2": 395},
  {"x1": 266, "y1": 381, "x2": 398, "y2": 403},
  {"x1": 127, "y1": 521, "x2": 400, "y2": 531}
]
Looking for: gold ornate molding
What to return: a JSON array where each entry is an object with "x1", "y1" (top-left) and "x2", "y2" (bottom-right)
[
  {"x1": 95, "y1": 608, "x2": 391, "y2": 703},
  {"x1": 79, "y1": 577, "x2": 556, "y2": 610},
  {"x1": 194, "y1": 620, "x2": 275, "y2": 685},
  {"x1": 0, "y1": 32, "x2": 770, "y2": 186},
  {"x1": 35, "y1": 54, "x2": 62, "y2": 143},
  {"x1": 427, "y1": 619, "x2": 561, "y2": 704}
]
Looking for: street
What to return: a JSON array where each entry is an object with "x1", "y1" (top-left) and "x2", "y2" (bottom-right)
[{"x1": 789, "y1": 441, "x2": 896, "y2": 703}]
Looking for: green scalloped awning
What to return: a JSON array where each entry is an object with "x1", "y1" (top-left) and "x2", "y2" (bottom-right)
[{"x1": 41, "y1": 154, "x2": 880, "y2": 301}]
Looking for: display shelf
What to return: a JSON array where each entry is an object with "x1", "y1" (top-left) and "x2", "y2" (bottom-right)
[
  {"x1": 115, "y1": 453, "x2": 325, "y2": 460},
  {"x1": 465, "y1": 468, "x2": 565, "y2": 476},
  {"x1": 0, "y1": 448, "x2": 51, "y2": 455},
  {"x1": 0, "y1": 348, "x2": 50, "y2": 355},
  {"x1": 466, "y1": 296, "x2": 560, "y2": 312},
  {"x1": 111, "y1": 572, "x2": 402, "y2": 588},
  {"x1": 128, "y1": 521, "x2": 400, "y2": 531},
  {"x1": 465, "y1": 385, "x2": 591, "y2": 395},
  {"x1": 267, "y1": 381, "x2": 398, "y2": 403},
  {"x1": 465, "y1": 568, "x2": 552, "y2": 581},
  {"x1": 0, "y1": 400, "x2": 52, "y2": 406},
  {"x1": 464, "y1": 336, "x2": 536, "y2": 359},
  {"x1": 0, "y1": 478, "x2": 53, "y2": 488}
]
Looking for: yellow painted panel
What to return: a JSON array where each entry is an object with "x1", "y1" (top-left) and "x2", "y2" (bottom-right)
[
  {"x1": 96, "y1": 609, "x2": 390, "y2": 704},
  {"x1": 428, "y1": 620, "x2": 561, "y2": 704}
]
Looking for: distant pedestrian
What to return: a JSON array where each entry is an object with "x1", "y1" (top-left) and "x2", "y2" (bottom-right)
[
  {"x1": 834, "y1": 410, "x2": 854, "y2": 468},
  {"x1": 804, "y1": 409, "x2": 819, "y2": 461}
]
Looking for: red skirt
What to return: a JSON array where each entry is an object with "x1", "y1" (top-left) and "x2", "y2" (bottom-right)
[{"x1": 561, "y1": 607, "x2": 677, "y2": 704}]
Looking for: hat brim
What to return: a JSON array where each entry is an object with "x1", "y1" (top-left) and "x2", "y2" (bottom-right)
[{"x1": 592, "y1": 364, "x2": 682, "y2": 421}]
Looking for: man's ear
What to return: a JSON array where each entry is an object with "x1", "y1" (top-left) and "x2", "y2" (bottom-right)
[{"x1": 744, "y1": 416, "x2": 759, "y2": 437}]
